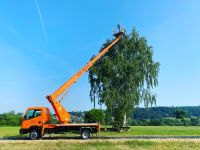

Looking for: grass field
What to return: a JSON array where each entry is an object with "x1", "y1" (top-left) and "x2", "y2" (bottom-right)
[
  {"x1": 1, "y1": 126, "x2": 200, "y2": 138},
  {"x1": 101, "y1": 126, "x2": 200, "y2": 137},
  {"x1": 0, "y1": 127, "x2": 20, "y2": 137},
  {"x1": 1, "y1": 126, "x2": 200, "y2": 149}
]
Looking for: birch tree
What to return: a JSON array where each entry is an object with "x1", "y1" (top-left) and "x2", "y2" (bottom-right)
[{"x1": 89, "y1": 28, "x2": 159, "y2": 127}]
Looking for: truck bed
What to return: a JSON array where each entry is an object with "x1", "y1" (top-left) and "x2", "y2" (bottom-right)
[{"x1": 44, "y1": 123, "x2": 100, "y2": 134}]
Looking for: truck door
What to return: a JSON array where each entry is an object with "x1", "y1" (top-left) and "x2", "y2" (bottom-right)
[{"x1": 22, "y1": 109, "x2": 43, "y2": 128}]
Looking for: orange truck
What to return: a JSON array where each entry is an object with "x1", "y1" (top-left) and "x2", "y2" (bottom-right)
[{"x1": 19, "y1": 27, "x2": 124, "y2": 140}]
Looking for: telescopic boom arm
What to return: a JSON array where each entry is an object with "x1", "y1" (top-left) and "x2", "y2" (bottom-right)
[{"x1": 46, "y1": 27, "x2": 124, "y2": 124}]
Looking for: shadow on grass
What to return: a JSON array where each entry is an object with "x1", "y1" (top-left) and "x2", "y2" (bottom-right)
[
  {"x1": 2, "y1": 134, "x2": 85, "y2": 140},
  {"x1": 3, "y1": 134, "x2": 28, "y2": 140}
]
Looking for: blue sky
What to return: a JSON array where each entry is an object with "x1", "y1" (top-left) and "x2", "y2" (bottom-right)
[{"x1": 0, "y1": 0, "x2": 200, "y2": 113}]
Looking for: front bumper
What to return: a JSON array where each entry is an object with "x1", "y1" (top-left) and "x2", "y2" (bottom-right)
[{"x1": 19, "y1": 128, "x2": 29, "y2": 134}]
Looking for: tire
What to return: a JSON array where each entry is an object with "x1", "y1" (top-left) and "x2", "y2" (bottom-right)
[
  {"x1": 29, "y1": 130, "x2": 41, "y2": 140},
  {"x1": 81, "y1": 129, "x2": 90, "y2": 140}
]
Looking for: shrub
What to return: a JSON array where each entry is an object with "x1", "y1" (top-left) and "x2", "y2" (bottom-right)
[{"x1": 84, "y1": 109, "x2": 105, "y2": 124}]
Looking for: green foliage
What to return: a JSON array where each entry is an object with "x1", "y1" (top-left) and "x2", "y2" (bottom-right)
[
  {"x1": 131, "y1": 118, "x2": 200, "y2": 126},
  {"x1": 104, "y1": 110, "x2": 113, "y2": 125},
  {"x1": 84, "y1": 109, "x2": 105, "y2": 124},
  {"x1": 175, "y1": 110, "x2": 186, "y2": 119},
  {"x1": 133, "y1": 107, "x2": 176, "y2": 119},
  {"x1": 133, "y1": 106, "x2": 200, "y2": 119},
  {"x1": 162, "y1": 118, "x2": 189, "y2": 126},
  {"x1": 89, "y1": 28, "x2": 159, "y2": 127},
  {"x1": 149, "y1": 119, "x2": 163, "y2": 126},
  {"x1": 50, "y1": 114, "x2": 59, "y2": 124},
  {"x1": 0, "y1": 111, "x2": 22, "y2": 126},
  {"x1": 190, "y1": 117, "x2": 200, "y2": 126}
]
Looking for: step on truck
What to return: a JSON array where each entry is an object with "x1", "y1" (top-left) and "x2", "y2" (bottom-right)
[{"x1": 19, "y1": 26, "x2": 124, "y2": 140}]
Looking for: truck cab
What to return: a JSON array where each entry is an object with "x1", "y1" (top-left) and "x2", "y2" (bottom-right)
[{"x1": 20, "y1": 107, "x2": 50, "y2": 136}]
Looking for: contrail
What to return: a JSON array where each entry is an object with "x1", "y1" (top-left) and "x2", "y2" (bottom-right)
[{"x1": 34, "y1": 0, "x2": 47, "y2": 39}]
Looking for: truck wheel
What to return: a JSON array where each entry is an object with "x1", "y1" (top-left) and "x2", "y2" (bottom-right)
[
  {"x1": 81, "y1": 130, "x2": 90, "y2": 139},
  {"x1": 29, "y1": 130, "x2": 41, "y2": 140}
]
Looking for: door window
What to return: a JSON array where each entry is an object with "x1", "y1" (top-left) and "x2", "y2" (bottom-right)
[
  {"x1": 34, "y1": 110, "x2": 41, "y2": 118},
  {"x1": 25, "y1": 110, "x2": 41, "y2": 120}
]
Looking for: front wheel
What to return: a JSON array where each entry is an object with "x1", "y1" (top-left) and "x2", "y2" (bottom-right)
[
  {"x1": 81, "y1": 130, "x2": 90, "y2": 139},
  {"x1": 29, "y1": 130, "x2": 41, "y2": 140}
]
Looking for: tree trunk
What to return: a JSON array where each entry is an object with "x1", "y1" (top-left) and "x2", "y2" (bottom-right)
[
  {"x1": 123, "y1": 113, "x2": 127, "y2": 127},
  {"x1": 93, "y1": 99, "x2": 96, "y2": 108}
]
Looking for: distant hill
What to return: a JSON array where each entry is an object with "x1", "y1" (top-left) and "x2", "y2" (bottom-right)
[{"x1": 133, "y1": 106, "x2": 200, "y2": 119}]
